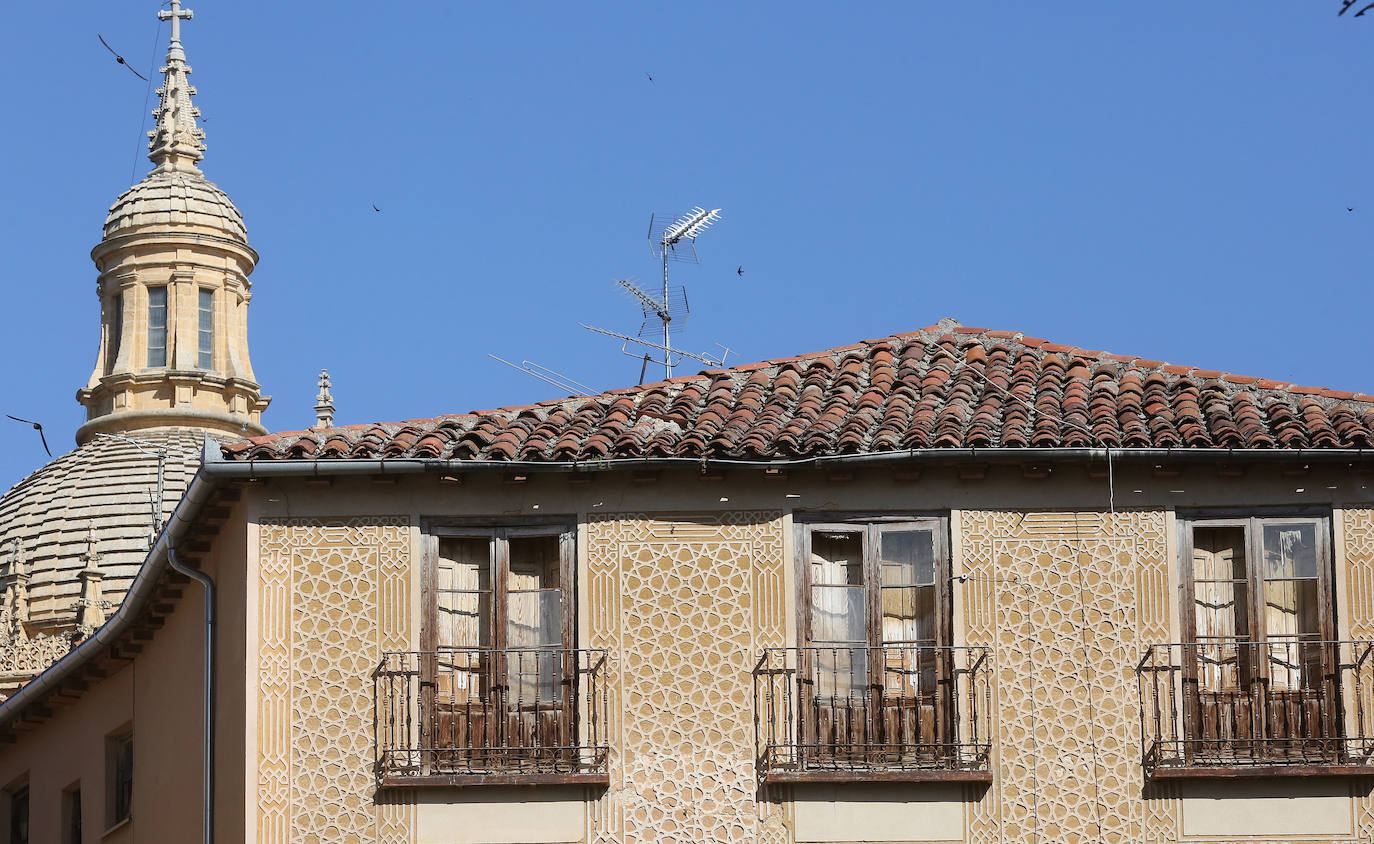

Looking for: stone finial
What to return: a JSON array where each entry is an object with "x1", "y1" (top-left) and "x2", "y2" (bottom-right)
[
  {"x1": 76, "y1": 528, "x2": 107, "y2": 637},
  {"x1": 2, "y1": 541, "x2": 30, "y2": 636},
  {"x1": 314, "y1": 369, "x2": 336, "y2": 429},
  {"x1": 147, "y1": 0, "x2": 206, "y2": 172}
]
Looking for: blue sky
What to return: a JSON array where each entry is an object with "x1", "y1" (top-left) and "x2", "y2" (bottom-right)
[{"x1": 0, "y1": 2, "x2": 1369, "y2": 485}]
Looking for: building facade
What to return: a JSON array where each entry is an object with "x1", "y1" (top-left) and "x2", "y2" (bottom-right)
[{"x1": 1, "y1": 324, "x2": 1373, "y2": 843}]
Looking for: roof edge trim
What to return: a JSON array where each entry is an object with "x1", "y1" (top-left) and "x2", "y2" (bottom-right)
[{"x1": 210, "y1": 446, "x2": 1374, "y2": 476}]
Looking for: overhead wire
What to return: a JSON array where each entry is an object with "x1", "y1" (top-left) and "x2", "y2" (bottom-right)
[{"x1": 130, "y1": 15, "x2": 166, "y2": 184}]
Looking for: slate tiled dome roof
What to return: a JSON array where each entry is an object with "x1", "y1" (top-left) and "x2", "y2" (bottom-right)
[
  {"x1": 0, "y1": 429, "x2": 211, "y2": 626},
  {"x1": 103, "y1": 170, "x2": 246, "y2": 241},
  {"x1": 225, "y1": 321, "x2": 1374, "y2": 464}
]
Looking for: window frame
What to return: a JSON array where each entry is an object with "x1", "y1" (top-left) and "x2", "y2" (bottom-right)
[
  {"x1": 196, "y1": 287, "x2": 215, "y2": 370},
  {"x1": 420, "y1": 519, "x2": 576, "y2": 659},
  {"x1": 60, "y1": 783, "x2": 80, "y2": 844},
  {"x1": 794, "y1": 513, "x2": 952, "y2": 660},
  {"x1": 105, "y1": 729, "x2": 133, "y2": 829},
  {"x1": 146, "y1": 286, "x2": 168, "y2": 369},
  {"x1": 7, "y1": 783, "x2": 27, "y2": 844},
  {"x1": 1177, "y1": 509, "x2": 1336, "y2": 651}
]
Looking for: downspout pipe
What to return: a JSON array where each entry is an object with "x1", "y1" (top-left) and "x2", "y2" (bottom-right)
[{"x1": 168, "y1": 546, "x2": 215, "y2": 844}]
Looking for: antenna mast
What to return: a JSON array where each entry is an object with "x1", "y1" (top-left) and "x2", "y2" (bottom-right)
[{"x1": 585, "y1": 206, "x2": 728, "y2": 381}]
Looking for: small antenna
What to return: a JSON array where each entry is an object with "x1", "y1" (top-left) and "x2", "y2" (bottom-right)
[
  {"x1": 581, "y1": 325, "x2": 732, "y2": 369},
  {"x1": 616, "y1": 277, "x2": 689, "y2": 338},
  {"x1": 489, "y1": 355, "x2": 596, "y2": 397},
  {"x1": 586, "y1": 205, "x2": 730, "y2": 380},
  {"x1": 93, "y1": 433, "x2": 169, "y2": 547}
]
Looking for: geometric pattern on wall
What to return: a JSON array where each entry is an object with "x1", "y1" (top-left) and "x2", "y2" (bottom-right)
[
  {"x1": 960, "y1": 509, "x2": 1168, "y2": 844},
  {"x1": 585, "y1": 511, "x2": 789, "y2": 844},
  {"x1": 1344, "y1": 509, "x2": 1374, "y2": 841},
  {"x1": 258, "y1": 519, "x2": 414, "y2": 844}
]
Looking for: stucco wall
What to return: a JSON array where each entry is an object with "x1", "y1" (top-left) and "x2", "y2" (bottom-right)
[
  {"x1": 234, "y1": 463, "x2": 1374, "y2": 844},
  {"x1": 12, "y1": 461, "x2": 1366, "y2": 843},
  {"x1": 0, "y1": 500, "x2": 247, "y2": 843}
]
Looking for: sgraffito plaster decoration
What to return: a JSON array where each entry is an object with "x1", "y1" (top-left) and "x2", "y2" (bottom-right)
[
  {"x1": 960, "y1": 510, "x2": 1168, "y2": 844},
  {"x1": 258, "y1": 519, "x2": 415, "y2": 844},
  {"x1": 1345, "y1": 508, "x2": 1374, "y2": 841},
  {"x1": 586, "y1": 512, "x2": 788, "y2": 844}
]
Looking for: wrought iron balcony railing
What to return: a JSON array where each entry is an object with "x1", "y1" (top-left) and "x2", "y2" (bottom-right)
[
  {"x1": 753, "y1": 645, "x2": 993, "y2": 782},
  {"x1": 374, "y1": 648, "x2": 610, "y2": 786},
  {"x1": 1137, "y1": 640, "x2": 1374, "y2": 777}
]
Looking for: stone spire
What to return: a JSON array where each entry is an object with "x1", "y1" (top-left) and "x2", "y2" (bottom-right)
[
  {"x1": 314, "y1": 370, "x2": 336, "y2": 429},
  {"x1": 148, "y1": 0, "x2": 205, "y2": 174},
  {"x1": 2, "y1": 542, "x2": 30, "y2": 637},
  {"x1": 77, "y1": 1, "x2": 270, "y2": 445},
  {"x1": 75, "y1": 528, "x2": 107, "y2": 637}
]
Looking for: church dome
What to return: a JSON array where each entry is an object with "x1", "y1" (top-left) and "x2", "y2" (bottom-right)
[
  {"x1": 102, "y1": 170, "x2": 246, "y2": 242},
  {"x1": 0, "y1": 429, "x2": 211, "y2": 631}
]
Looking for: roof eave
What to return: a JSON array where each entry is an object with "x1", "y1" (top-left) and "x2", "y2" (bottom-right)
[{"x1": 212, "y1": 446, "x2": 1374, "y2": 476}]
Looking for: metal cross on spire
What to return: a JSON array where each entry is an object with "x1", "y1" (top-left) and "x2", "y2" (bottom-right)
[
  {"x1": 159, "y1": 0, "x2": 194, "y2": 48},
  {"x1": 148, "y1": 0, "x2": 205, "y2": 170}
]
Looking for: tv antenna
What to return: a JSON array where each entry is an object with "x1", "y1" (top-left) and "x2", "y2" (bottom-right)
[
  {"x1": 488, "y1": 355, "x2": 596, "y2": 397},
  {"x1": 584, "y1": 206, "x2": 731, "y2": 381}
]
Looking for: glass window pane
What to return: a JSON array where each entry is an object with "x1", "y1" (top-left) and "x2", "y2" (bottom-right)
[
  {"x1": 880, "y1": 529, "x2": 934, "y2": 586},
  {"x1": 881, "y1": 584, "x2": 934, "y2": 644},
  {"x1": 1263, "y1": 578, "x2": 1320, "y2": 640},
  {"x1": 504, "y1": 535, "x2": 564, "y2": 701},
  {"x1": 1192, "y1": 526, "x2": 1249, "y2": 642},
  {"x1": 508, "y1": 535, "x2": 560, "y2": 591},
  {"x1": 502, "y1": 651, "x2": 560, "y2": 703},
  {"x1": 437, "y1": 538, "x2": 490, "y2": 649},
  {"x1": 507, "y1": 590, "x2": 562, "y2": 650},
  {"x1": 1194, "y1": 640, "x2": 1242, "y2": 691},
  {"x1": 811, "y1": 531, "x2": 863, "y2": 586},
  {"x1": 810, "y1": 585, "x2": 866, "y2": 643},
  {"x1": 197, "y1": 288, "x2": 214, "y2": 369},
  {"x1": 882, "y1": 644, "x2": 938, "y2": 698},
  {"x1": 811, "y1": 646, "x2": 867, "y2": 698},
  {"x1": 1262, "y1": 523, "x2": 1317, "y2": 580},
  {"x1": 147, "y1": 286, "x2": 167, "y2": 368}
]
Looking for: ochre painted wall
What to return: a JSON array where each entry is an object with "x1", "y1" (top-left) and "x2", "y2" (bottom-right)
[
  {"x1": 238, "y1": 467, "x2": 1374, "y2": 844},
  {"x1": 0, "y1": 500, "x2": 250, "y2": 843}
]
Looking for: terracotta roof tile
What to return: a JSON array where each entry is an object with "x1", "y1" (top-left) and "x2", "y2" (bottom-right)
[{"x1": 222, "y1": 324, "x2": 1374, "y2": 463}]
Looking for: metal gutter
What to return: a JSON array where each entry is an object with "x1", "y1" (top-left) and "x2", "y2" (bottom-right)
[{"x1": 201, "y1": 446, "x2": 1373, "y2": 478}]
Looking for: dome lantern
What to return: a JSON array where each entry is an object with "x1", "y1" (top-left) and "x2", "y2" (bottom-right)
[{"x1": 77, "y1": 0, "x2": 269, "y2": 444}]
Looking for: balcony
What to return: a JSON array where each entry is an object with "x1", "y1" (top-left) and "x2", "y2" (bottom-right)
[
  {"x1": 1137, "y1": 641, "x2": 1374, "y2": 778},
  {"x1": 374, "y1": 648, "x2": 610, "y2": 786},
  {"x1": 753, "y1": 645, "x2": 993, "y2": 783}
]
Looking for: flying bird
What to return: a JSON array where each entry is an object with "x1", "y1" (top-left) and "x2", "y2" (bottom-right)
[
  {"x1": 1349, "y1": 207, "x2": 1355, "y2": 212},
  {"x1": 645, "y1": 72, "x2": 654, "y2": 83},
  {"x1": 372, "y1": 204, "x2": 382, "y2": 212},
  {"x1": 98, "y1": 34, "x2": 149, "y2": 81},
  {"x1": 736, "y1": 266, "x2": 743, "y2": 276},
  {"x1": 1341, "y1": 0, "x2": 1356, "y2": 12},
  {"x1": 6, "y1": 416, "x2": 51, "y2": 458}
]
